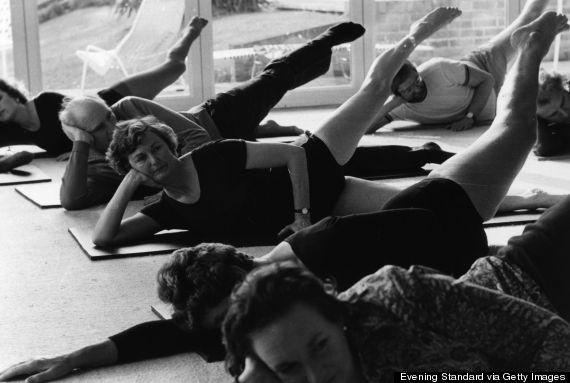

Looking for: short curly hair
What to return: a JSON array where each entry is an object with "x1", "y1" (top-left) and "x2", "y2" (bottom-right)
[
  {"x1": 157, "y1": 243, "x2": 255, "y2": 330},
  {"x1": 106, "y1": 115, "x2": 178, "y2": 175},
  {"x1": 0, "y1": 78, "x2": 28, "y2": 104},
  {"x1": 538, "y1": 69, "x2": 569, "y2": 107},
  {"x1": 222, "y1": 263, "x2": 345, "y2": 377}
]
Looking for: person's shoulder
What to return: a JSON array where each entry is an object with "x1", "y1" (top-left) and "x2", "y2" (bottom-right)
[
  {"x1": 194, "y1": 138, "x2": 244, "y2": 153},
  {"x1": 419, "y1": 57, "x2": 459, "y2": 71},
  {"x1": 34, "y1": 91, "x2": 66, "y2": 105},
  {"x1": 338, "y1": 265, "x2": 447, "y2": 302}
]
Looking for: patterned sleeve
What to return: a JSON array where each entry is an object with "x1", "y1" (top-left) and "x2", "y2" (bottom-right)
[{"x1": 342, "y1": 266, "x2": 570, "y2": 369}]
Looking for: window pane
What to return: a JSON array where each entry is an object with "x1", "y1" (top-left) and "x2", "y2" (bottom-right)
[
  {"x1": 212, "y1": 0, "x2": 353, "y2": 93},
  {"x1": 0, "y1": 0, "x2": 15, "y2": 80},
  {"x1": 37, "y1": 0, "x2": 192, "y2": 98},
  {"x1": 373, "y1": 0, "x2": 507, "y2": 65}
]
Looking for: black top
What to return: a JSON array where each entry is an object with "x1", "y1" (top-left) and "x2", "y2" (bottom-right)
[
  {"x1": 141, "y1": 139, "x2": 294, "y2": 242},
  {"x1": 0, "y1": 88, "x2": 123, "y2": 155},
  {"x1": 109, "y1": 320, "x2": 225, "y2": 363},
  {"x1": 110, "y1": 178, "x2": 488, "y2": 365},
  {"x1": 0, "y1": 92, "x2": 70, "y2": 154}
]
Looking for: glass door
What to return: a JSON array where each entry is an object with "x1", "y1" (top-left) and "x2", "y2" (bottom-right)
[
  {"x1": 199, "y1": 0, "x2": 366, "y2": 107},
  {"x1": 0, "y1": 0, "x2": 15, "y2": 81},
  {"x1": 29, "y1": 0, "x2": 203, "y2": 109}
]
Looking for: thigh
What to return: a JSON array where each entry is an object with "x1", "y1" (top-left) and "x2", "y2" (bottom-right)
[
  {"x1": 204, "y1": 71, "x2": 290, "y2": 140},
  {"x1": 384, "y1": 178, "x2": 488, "y2": 259},
  {"x1": 460, "y1": 46, "x2": 506, "y2": 95},
  {"x1": 300, "y1": 133, "x2": 346, "y2": 221},
  {"x1": 331, "y1": 176, "x2": 402, "y2": 215}
]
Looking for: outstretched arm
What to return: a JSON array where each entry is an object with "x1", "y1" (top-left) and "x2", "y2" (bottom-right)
[
  {"x1": 245, "y1": 141, "x2": 311, "y2": 237},
  {"x1": 0, "y1": 319, "x2": 224, "y2": 383},
  {"x1": 366, "y1": 95, "x2": 405, "y2": 134},
  {"x1": 0, "y1": 339, "x2": 117, "y2": 383},
  {"x1": 92, "y1": 169, "x2": 163, "y2": 247}
]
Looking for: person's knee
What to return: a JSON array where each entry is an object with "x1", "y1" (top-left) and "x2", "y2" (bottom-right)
[{"x1": 163, "y1": 56, "x2": 186, "y2": 77}]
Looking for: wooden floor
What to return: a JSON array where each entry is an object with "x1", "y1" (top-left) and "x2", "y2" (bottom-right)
[{"x1": 2, "y1": 106, "x2": 570, "y2": 382}]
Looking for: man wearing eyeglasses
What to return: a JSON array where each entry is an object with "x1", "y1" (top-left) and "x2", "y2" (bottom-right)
[{"x1": 368, "y1": 0, "x2": 549, "y2": 133}]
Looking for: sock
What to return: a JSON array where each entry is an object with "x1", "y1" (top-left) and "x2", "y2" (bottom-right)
[{"x1": 312, "y1": 22, "x2": 365, "y2": 47}]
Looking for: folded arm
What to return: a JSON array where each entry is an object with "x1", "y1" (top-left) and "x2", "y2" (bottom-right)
[
  {"x1": 92, "y1": 169, "x2": 163, "y2": 247},
  {"x1": 245, "y1": 141, "x2": 311, "y2": 235}
]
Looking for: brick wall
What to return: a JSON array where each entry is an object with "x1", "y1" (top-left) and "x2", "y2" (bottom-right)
[
  {"x1": 374, "y1": 0, "x2": 506, "y2": 61},
  {"x1": 374, "y1": 0, "x2": 570, "y2": 62}
]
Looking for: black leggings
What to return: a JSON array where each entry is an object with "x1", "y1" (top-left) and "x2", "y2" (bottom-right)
[
  {"x1": 287, "y1": 178, "x2": 487, "y2": 291},
  {"x1": 198, "y1": 42, "x2": 444, "y2": 176}
]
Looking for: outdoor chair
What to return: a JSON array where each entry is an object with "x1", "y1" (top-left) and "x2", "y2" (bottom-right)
[{"x1": 75, "y1": 0, "x2": 186, "y2": 90}]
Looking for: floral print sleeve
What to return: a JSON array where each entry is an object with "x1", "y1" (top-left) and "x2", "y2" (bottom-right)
[{"x1": 340, "y1": 265, "x2": 570, "y2": 372}]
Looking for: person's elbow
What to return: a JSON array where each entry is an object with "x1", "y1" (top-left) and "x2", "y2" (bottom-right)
[
  {"x1": 92, "y1": 235, "x2": 113, "y2": 248},
  {"x1": 92, "y1": 230, "x2": 117, "y2": 248},
  {"x1": 60, "y1": 192, "x2": 90, "y2": 211}
]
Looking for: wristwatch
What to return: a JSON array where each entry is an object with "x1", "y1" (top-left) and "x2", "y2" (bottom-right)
[
  {"x1": 465, "y1": 112, "x2": 475, "y2": 120},
  {"x1": 294, "y1": 207, "x2": 310, "y2": 215}
]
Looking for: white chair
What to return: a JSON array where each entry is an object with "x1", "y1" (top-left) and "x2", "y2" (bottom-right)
[{"x1": 76, "y1": 0, "x2": 186, "y2": 90}]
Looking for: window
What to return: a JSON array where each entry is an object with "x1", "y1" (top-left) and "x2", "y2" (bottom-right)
[
  {"x1": 8, "y1": 0, "x2": 527, "y2": 109},
  {"x1": 0, "y1": 0, "x2": 15, "y2": 81}
]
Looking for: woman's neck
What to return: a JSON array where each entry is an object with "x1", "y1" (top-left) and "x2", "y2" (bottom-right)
[{"x1": 14, "y1": 101, "x2": 40, "y2": 132}]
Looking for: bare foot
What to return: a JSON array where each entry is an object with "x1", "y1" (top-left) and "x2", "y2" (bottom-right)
[
  {"x1": 510, "y1": 11, "x2": 569, "y2": 56},
  {"x1": 409, "y1": 7, "x2": 462, "y2": 42},
  {"x1": 521, "y1": 188, "x2": 564, "y2": 210},
  {"x1": 519, "y1": 0, "x2": 551, "y2": 23},
  {"x1": 168, "y1": 17, "x2": 209, "y2": 62},
  {"x1": 255, "y1": 120, "x2": 304, "y2": 138}
]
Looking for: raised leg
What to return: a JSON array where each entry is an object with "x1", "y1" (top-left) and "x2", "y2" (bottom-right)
[
  {"x1": 202, "y1": 22, "x2": 365, "y2": 140},
  {"x1": 312, "y1": 7, "x2": 461, "y2": 165},
  {"x1": 485, "y1": 0, "x2": 550, "y2": 69},
  {"x1": 429, "y1": 12, "x2": 570, "y2": 220},
  {"x1": 107, "y1": 17, "x2": 208, "y2": 100}
]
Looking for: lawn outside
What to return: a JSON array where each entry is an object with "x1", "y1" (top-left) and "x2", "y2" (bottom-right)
[{"x1": 38, "y1": 4, "x2": 348, "y2": 92}]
